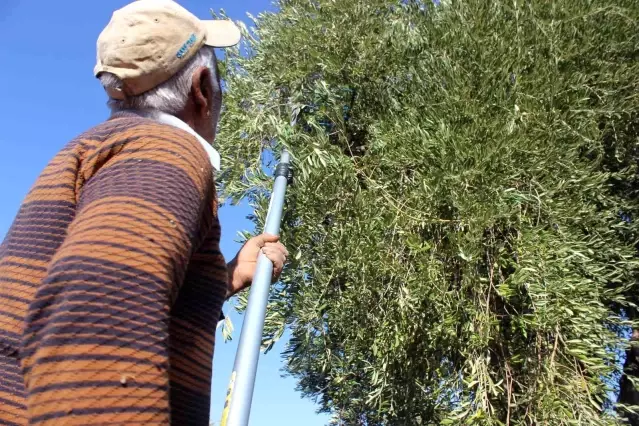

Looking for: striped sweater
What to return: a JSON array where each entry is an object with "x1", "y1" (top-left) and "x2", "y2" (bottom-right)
[{"x1": 0, "y1": 112, "x2": 228, "y2": 425}]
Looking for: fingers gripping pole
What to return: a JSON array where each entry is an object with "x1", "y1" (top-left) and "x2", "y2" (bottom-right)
[{"x1": 221, "y1": 150, "x2": 292, "y2": 426}]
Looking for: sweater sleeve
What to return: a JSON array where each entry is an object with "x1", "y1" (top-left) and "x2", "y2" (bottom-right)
[
  {"x1": 167, "y1": 227, "x2": 229, "y2": 425},
  {"x1": 20, "y1": 125, "x2": 214, "y2": 425}
]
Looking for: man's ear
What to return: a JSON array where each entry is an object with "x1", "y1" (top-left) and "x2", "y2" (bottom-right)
[{"x1": 191, "y1": 66, "x2": 213, "y2": 117}]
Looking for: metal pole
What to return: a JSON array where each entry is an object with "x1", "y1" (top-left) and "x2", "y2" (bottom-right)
[{"x1": 221, "y1": 150, "x2": 292, "y2": 426}]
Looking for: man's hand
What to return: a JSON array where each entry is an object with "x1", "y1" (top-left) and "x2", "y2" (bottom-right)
[{"x1": 226, "y1": 233, "x2": 289, "y2": 298}]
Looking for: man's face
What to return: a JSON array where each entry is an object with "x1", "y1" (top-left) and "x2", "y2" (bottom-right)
[
  {"x1": 209, "y1": 59, "x2": 223, "y2": 142},
  {"x1": 194, "y1": 58, "x2": 223, "y2": 144}
]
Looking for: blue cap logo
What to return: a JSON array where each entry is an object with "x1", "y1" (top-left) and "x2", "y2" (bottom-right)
[{"x1": 176, "y1": 34, "x2": 197, "y2": 59}]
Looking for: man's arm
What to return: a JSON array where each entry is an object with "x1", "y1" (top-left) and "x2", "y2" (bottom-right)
[{"x1": 20, "y1": 126, "x2": 213, "y2": 425}]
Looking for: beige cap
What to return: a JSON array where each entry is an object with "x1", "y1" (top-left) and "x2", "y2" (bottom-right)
[{"x1": 94, "y1": 0, "x2": 241, "y2": 99}]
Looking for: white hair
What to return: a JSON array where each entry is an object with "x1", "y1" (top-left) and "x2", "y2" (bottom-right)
[{"x1": 98, "y1": 46, "x2": 219, "y2": 115}]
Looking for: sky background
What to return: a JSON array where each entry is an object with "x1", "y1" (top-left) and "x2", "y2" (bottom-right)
[{"x1": 0, "y1": 1, "x2": 329, "y2": 425}]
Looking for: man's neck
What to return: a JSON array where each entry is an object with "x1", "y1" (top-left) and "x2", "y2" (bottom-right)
[{"x1": 115, "y1": 109, "x2": 221, "y2": 172}]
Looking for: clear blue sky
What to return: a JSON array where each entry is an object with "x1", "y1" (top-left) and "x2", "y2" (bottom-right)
[{"x1": 0, "y1": 1, "x2": 329, "y2": 425}]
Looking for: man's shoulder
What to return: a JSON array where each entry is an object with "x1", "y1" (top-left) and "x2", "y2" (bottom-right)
[
  {"x1": 78, "y1": 112, "x2": 194, "y2": 146},
  {"x1": 72, "y1": 112, "x2": 213, "y2": 182},
  {"x1": 72, "y1": 112, "x2": 210, "y2": 163}
]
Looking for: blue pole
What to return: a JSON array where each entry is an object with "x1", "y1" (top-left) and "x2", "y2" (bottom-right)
[{"x1": 221, "y1": 150, "x2": 292, "y2": 426}]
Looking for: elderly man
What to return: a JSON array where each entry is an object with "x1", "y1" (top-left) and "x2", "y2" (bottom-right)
[{"x1": 0, "y1": 0, "x2": 288, "y2": 424}]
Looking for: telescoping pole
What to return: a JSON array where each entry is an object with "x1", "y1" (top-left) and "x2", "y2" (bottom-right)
[{"x1": 221, "y1": 150, "x2": 292, "y2": 426}]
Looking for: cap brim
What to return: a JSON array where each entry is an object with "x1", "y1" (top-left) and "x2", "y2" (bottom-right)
[{"x1": 202, "y1": 20, "x2": 241, "y2": 47}]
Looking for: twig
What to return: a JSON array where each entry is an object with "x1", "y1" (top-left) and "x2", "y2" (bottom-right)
[
  {"x1": 550, "y1": 325, "x2": 560, "y2": 369},
  {"x1": 506, "y1": 361, "x2": 513, "y2": 426}
]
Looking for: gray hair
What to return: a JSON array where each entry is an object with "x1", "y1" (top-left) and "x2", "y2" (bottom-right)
[{"x1": 98, "y1": 46, "x2": 219, "y2": 115}]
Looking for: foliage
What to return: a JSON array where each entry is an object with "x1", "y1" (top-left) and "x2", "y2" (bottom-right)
[{"x1": 214, "y1": 0, "x2": 639, "y2": 424}]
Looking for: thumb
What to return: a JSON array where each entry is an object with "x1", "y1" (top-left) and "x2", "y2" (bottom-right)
[{"x1": 253, "y1": 233, "x2": 280, "y2": 247}]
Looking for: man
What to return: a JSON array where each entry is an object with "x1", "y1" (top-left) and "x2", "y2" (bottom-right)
[{"x1": 0, "y1": 0, "x2": 288, "y2": 424}]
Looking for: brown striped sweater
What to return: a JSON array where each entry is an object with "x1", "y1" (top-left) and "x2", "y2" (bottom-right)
[{"x1": 0, "y1": 112, "x2": 228, "y2": 425}]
